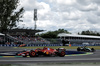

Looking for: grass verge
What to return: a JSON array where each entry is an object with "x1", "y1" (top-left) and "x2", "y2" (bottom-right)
[{"x1": 14, "y1": 46, "x2": 100, "y2": 50}]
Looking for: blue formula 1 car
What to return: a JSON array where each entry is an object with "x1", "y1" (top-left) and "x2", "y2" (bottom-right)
[{"x1": 77, "y1": 46, "x2": 95, "y2": 52}]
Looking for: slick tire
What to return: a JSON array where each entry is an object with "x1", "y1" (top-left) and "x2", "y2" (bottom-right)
[
  {"x1": 30, "y1": 51, "x2": 36, "y2": 57},
  {"x1": 59, "y1": 51, "x2": 65, "y2": 57},
  {"x1": 91, "y1": 48, "x2": 95, "y2": 52}
]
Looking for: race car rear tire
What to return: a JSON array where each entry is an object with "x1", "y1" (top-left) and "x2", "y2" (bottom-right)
[
  {"x1": 30, "y1": 51, "x2": 36, "y2": 57},
  {"x1": 59, "y1": 51, "x2": 65, "y2": 57},
  {"x1": 91, "y1": 48, "x2": 95, "y2": 52}
]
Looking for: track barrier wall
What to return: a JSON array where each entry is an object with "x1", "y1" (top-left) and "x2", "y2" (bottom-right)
[{"x1": 0, "y1": 44, "x2": 100, "y2": 47}]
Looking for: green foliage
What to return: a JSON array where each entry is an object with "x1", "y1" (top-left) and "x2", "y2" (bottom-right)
[
  {"x1": 38, "y1": 29, "x2": 71, "y2": 38},
  {"x1": 78, "y1": 30, "x2": 100, "y2": 36},
  {"x1": 0, "y1": 0, "x2": 24, "y2": 33}
]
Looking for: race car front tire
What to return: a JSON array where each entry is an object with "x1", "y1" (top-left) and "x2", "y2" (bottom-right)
[
  {"x1": 77, "y1": 47, "x2": 81, "y2": 51},
  {"x1": 30, "y1": 51, "x2": 36, "y2": 57}
]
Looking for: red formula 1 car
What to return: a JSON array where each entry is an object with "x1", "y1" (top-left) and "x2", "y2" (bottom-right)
[{"x1": 16, "y1": 47, "x2": 66, "y2": 57}]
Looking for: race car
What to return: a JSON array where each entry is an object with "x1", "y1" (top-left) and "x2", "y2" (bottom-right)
[
  {"x1": 77, "y1": 46, "x2": 95, "y2": 52},
  {"x1": 16, "y1": 47, "x2": 66, "y2": 57},
  {"x1": 18, "y1": 44, "x2": 26, "y2": 47}
]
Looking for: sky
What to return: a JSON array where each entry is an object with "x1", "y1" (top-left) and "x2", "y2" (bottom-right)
[{"x1": 17, "y1": 0, "x2": 100, "y2": 34}]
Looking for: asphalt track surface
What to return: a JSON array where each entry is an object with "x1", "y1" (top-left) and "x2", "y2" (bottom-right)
[{"x1": 0, "y1": 47, "x2": 100, "y2": 64}]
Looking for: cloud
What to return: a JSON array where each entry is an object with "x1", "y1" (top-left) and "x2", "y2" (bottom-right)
[
  {"x1": 17, "y1": 0, "x2": 100, "y2": 34},
  {"x1": 76, "y1": 2, "x2": 98, "y2": 11},
  {"x1": 95, "y1": 7, "x2": 100, "y2": 16},
  {"x1": 56, "y1": 0, "x2": 76, "y2": 5},
  {"x1": 87, "y1": 13, "x2": 100, "y2": 24}
]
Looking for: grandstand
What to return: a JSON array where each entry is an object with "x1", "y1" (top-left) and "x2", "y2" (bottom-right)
[
  {"x1": 5, "y1": 29, "x2": 44, "y2": 35},
  {"x1": 58, "y1": 33, "x2": 100, "y2": 45},
  {"x1": 0, "y1": 29, "x2": 50, "y2": 45}
]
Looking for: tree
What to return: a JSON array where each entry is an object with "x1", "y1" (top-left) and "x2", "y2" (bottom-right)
[
  {"x1": 0, "y1": 0, "x2": 24, "y2": 33},
  {"x1": 78, "y1": 30, "x2": 100, "y2": 36},
  {"x1": 38, "y1": 29, "x2": 71, "y2": 38}
]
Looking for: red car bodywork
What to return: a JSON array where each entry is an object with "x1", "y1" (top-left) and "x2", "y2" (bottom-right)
[
  {"x1": 19, "y1": 44, "x2": 26, "y2": 47},
  {"x1": 16, "y1": 47, "x2": 66, "y2": 57}
]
